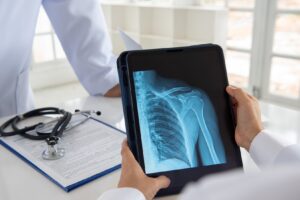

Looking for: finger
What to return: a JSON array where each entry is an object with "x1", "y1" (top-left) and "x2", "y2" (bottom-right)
[
  {"x1": 121, "y1": 139, "x2": 135, "y2": 161},
  {"x1": 228, "y1": 85, "x2": 238, "y2": 89},
  {"x1": 121, "y1": 139, "x2": 143, "y2": 172},
  {"x1": 230, "y1": 96, "x2": 238, "y2": 105},
  {"x1": 226, "y1": 87, "x2": 238, "y2": 106},
  {"x1": 230, "y1": 96, "x2": 238, "y2": 108},
  {"x1": 121, "y1": 139, "x2": 128, "y2": 151},
  {"x1": 247, "y1": 93, "x2": 256, "y2": 100},
  {"x1": 121, "y1": 139, "x2": 128, "y2": 156},
  {"x1": 121, "y1": 139, "x2": 132, "y2": 156},
  {"x1": 154, "y1": 176, "x2": 171, "y2": 190},
  {"x1": 248, "y1": 94, "x2": 259, "y2": 104},
  {"x1": 226, "y1": 86, "x2": 248, "y2": 103}
]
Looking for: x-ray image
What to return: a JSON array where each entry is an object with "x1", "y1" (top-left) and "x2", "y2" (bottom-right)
[{"x1": 133, "y1": 70, "x2": 227, "y2": 174}]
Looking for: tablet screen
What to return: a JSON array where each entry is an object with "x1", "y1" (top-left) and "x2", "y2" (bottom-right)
[{"x1": 133, "y1": 69, "x2": 227, "y2": 174}]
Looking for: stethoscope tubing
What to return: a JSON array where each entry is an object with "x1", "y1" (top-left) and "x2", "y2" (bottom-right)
[{"x1": 0, "y1": 107, "x2": 72, "y2": 140}]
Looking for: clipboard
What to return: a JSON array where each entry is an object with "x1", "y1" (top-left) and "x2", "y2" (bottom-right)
[{"x1": 0, "y1": 117, "x2": 126, "y2": 192}]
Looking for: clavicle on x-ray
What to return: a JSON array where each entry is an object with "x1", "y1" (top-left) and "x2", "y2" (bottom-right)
[{"x1": 133, "y1": 70, "x2": 226, "y2": 174}]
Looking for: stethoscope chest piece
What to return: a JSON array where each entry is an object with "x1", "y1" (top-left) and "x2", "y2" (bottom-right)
[
  {"x1": 0, "y1": 107, "x2": 101, "y2": 161},
  {"x1": 42, "y1": 136, "x2": 65, "y2": 160}
]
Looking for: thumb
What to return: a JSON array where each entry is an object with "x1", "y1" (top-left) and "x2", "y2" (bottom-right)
[
  {"x1": 154, "y1": 176, "x2": 171, "y2": 190},
  {"x1": 121, "y1": 139, "x2": 137, "y2": 168},
  {"x1": 226, "y1": 86, "x2": 248, "y2": 103}
]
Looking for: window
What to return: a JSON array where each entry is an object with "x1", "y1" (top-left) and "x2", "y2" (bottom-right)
[
  {"x1": 260, "y1": 0, "x2": 300, "y2": 107},
  {"x1": 31, "y1": 8, "x2": 77, "y2": 91},
  {"x1": 225, "y1": 8, "x2": 254, "y2": 88},
  {"x1": 224, "y1": 0, "x2": 300, "y2": 108},
  {"x1": 269, "y1": 57, "x2": 300, "y2": 99},
  {"x1": 33, "y1": 8, "x2": 66, "y2": 64},
  {"x1": 225, "y1": 50, "x2": 251, "y2": 88},
  {"x1": 31, "y1": 1, "x2": 299, "y2": 108}
]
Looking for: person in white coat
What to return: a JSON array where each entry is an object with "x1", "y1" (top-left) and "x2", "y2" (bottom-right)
[
  {"x1": 99, "y1": 86, "x2": 300, "y2": 200},
  {"x1": 0, "y1": 0, "x2": 120, "y2": 118}
]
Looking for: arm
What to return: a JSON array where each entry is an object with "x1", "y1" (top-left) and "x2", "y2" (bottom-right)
[
  {"x1": 181, "y1": 87, "x2": 300, "y2": 199},
  {"x1": 250, "y1": 130, "x2": 300, "y2": 166},
  {"x1": 43, "y1": 0, "x2": 120, "y2": 96},
  {"x1": 226, "y1": 86, "x2": 300, "y2": 167},
  {"x1": 98, "y1": 140, "x2": 170, "y2": 200},
  {"x1": 98, "y1": 142, "x2": 300, "y2": 200},
  {"x1": 99, "y1": 86, "x2": 300, "y2": 199},
  {"x1": 98, "y1": 188, "x2": 145, "y2": 200},
  {"x1": 180, "y1": 164, "x2": 300, "y2": 200}
]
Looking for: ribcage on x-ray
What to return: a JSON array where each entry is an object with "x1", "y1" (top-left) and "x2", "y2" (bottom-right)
[
  {"x1": 133, "y1": 71, "x2": 226, "y2": 173},
  {"x1": 145, "y1": 91, "x2": 190, "y2": 166}
]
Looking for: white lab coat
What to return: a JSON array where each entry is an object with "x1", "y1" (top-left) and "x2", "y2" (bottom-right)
[
  {"x1": 98, "y1": 130, "x2": 300, "y2": 200},
  {"x1": 0, "y1": 0, "x2": 118, "y2": 117}
]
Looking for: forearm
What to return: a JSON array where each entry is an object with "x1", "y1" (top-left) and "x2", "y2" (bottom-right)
[
  {"x1": 249, "y1": 130, "x2": 300, "y2": 167},
  {"x1": 43, "y1": 0, "x2": 119, "y2": 95},
  {"x1": 180, "y1": 164, "x2": 300, "y2": 200},
  {"x1": 98, "y1": 188, "x2": 145, "y2": 200}
]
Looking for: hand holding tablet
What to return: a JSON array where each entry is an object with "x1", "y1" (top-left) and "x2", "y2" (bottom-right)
[
  {"x1": 117, "y1": 44, "x2": 243, "y2": 196},
  {"x1": 117, "y1": 85, "x2": 263, "y2": 200}
]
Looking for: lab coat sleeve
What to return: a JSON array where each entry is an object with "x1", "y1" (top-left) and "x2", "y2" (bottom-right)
[
  {"x1": 98, "y1": 131, "x2": 300, "y2": 200},
  {"x1": 180, "y1": 131, "x2": 300, "y2": 200},
  {"x1": 249, "y1": 130, "x2": 300, "y2": 167},
  {"x1": 180, "y1": 164, "x2": 300, "y2": 200},
  {"x1": 98, "y1": 188, "x2": 146, "y2": 200},
  {"x1": 43, "y1": 0, "x2": 118, "y2": 95}
]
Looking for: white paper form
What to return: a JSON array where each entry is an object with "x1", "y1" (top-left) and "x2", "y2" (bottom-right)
[{"x1": 0, "y1": 118, "x2": 125, "y2": 190}]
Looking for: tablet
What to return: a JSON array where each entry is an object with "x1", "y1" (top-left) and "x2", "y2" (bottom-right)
[{"x1": 117, "y1": 44, "x2": 243, "y2": 196}]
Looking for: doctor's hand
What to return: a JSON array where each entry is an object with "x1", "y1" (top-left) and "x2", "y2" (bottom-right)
[
  {"x1": 118, "y1": 140, "x2": 171, "y2": 200},
  {"x1": 226, "y1": 86, "x2": 263, "y2": 151},
  {"x1": 104, "y1": 84, "x2": 121, "y2": 97}
]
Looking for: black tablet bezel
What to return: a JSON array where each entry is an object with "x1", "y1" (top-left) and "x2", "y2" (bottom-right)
[{"x1": 117, "y1": 44, "x2": 243, "y2": 196}]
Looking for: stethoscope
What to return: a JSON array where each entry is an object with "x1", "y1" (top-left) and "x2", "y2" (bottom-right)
[{"x1": 0, "y1": 107, "x2": 101, "y2": 160}]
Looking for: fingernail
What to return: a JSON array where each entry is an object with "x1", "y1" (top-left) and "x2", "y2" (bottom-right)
[{"x1": 229, "y1": 85, "x2": 237, "y2": 89}]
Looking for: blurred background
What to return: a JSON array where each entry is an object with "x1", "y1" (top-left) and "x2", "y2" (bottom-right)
[{"x1": 30, "y1": 0, "x2": 300, "y2": 110}]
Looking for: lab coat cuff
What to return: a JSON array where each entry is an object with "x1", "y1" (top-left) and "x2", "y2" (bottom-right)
[
  {"x1": 98, "y1": 187, "x2": 146, "y2": 200},
  {"x1": 249, "y1": 130, "x2": 284, "y2": 167},
  {"x1": 99, "y1": 62, "x2": 119, "y2": 95}
]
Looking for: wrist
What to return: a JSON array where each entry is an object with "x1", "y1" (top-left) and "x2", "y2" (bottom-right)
[
  {"x1": 104, "y1": 84, "x2": 120, "y2": 97},
  {"x1": 245, "y1": 126, "x2": 263, "y2": 151}
]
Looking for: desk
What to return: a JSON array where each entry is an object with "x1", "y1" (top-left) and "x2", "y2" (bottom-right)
[{"x1": 1, "y1": 96, "x2": 299, "y2": 200}]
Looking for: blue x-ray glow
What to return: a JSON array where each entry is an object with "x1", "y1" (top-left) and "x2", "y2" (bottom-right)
[{"x1": 133, "y1": 70, "x2": 226, "y2": 174}]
